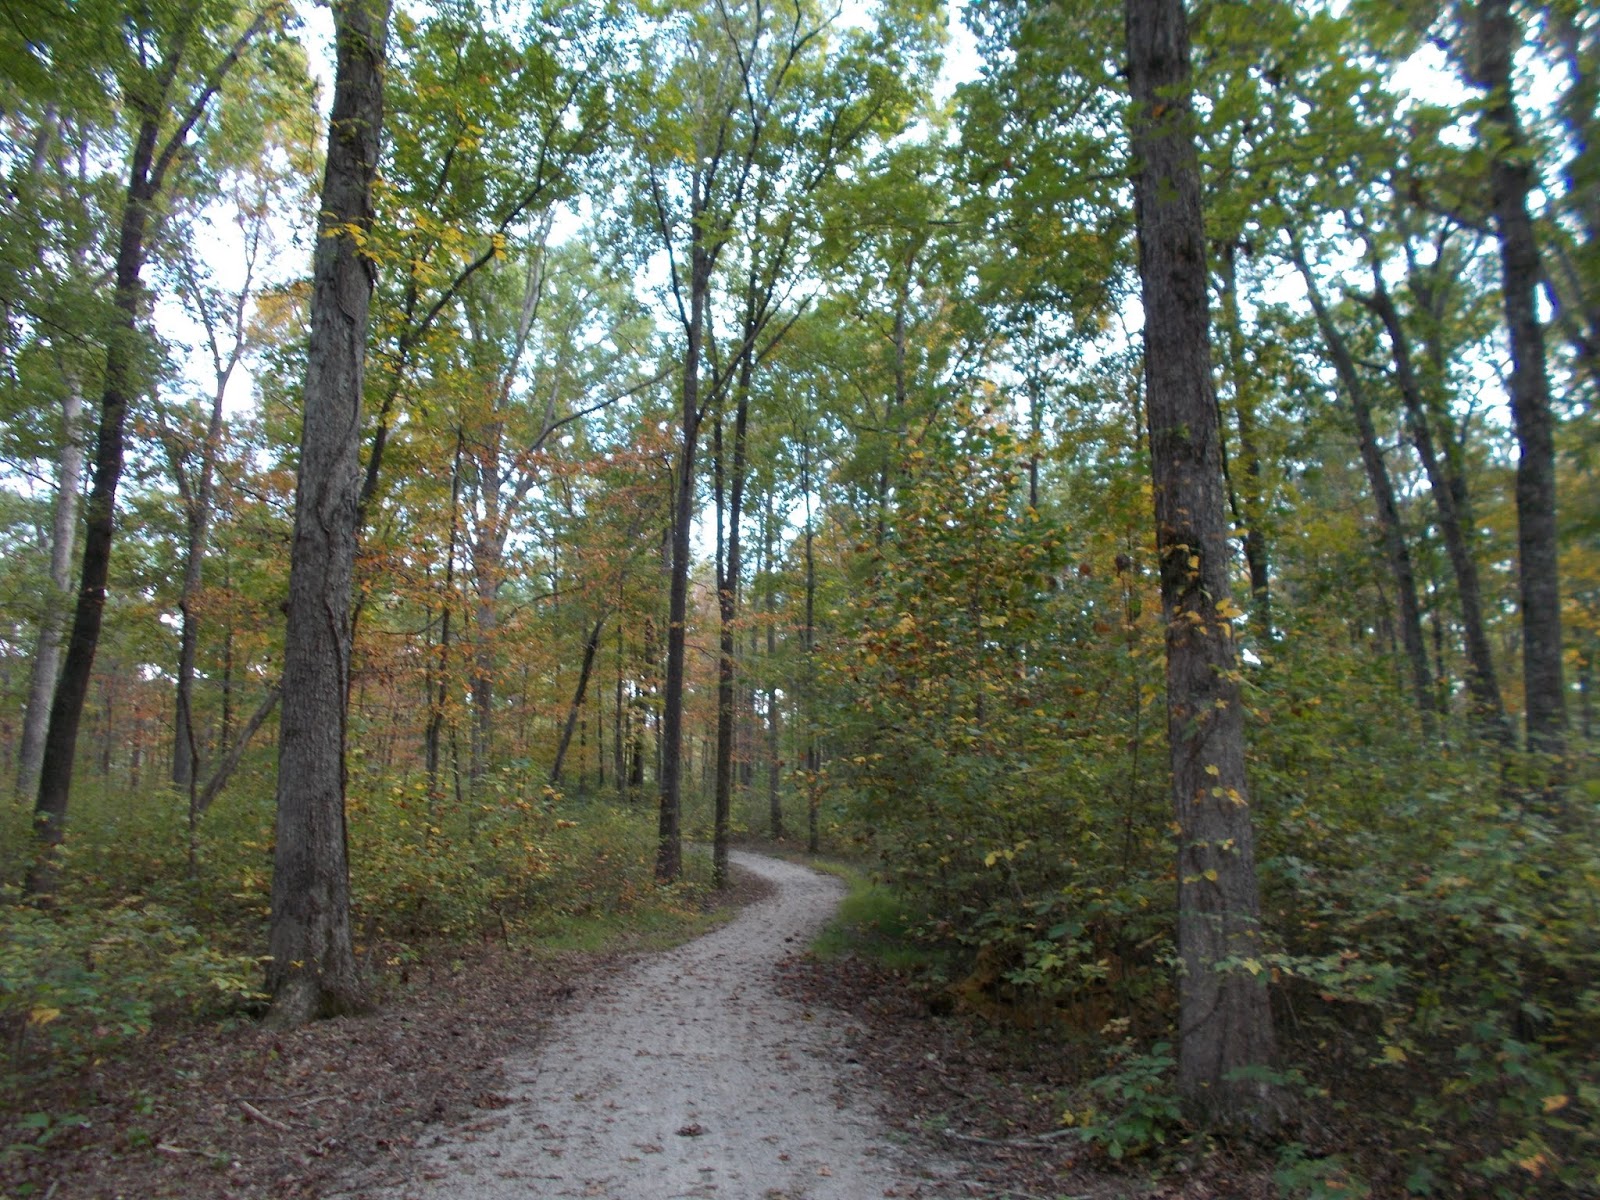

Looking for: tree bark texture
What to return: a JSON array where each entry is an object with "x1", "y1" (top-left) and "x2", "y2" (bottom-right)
[
  {"x1": 1477, "y1": 0, "x2": 1568, "y2": 763},
  {"x1": 267, "y1": 0, "x2": 390, "y2": 1026},
  {"x1": 1124, "y1": 0, "x2": 1278, "y2": 1129}
]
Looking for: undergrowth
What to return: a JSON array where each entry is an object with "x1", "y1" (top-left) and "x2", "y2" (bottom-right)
[{"x1": 1, "y1": 767, "x2": 718, "y2": 1104}]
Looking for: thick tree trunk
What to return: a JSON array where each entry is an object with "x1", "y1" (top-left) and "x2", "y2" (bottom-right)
[
  {"x1": 266, "y1": 0, "x2": 390, "y2": 1027},
  {"x1": 17, "y1": 378, "x2": 84, "y2": 800},
  {"x1": 1125, "y1": 0, "x2": 1279, "y2": 1129},
  {"x1": 1476, "y1": 0, "x2": 1568, "y2": 765},
  {"x1": 1364, "y1": 276, "x2": 1511, "y2": 745},
  {"x1": 1290, "y1": 241, "x2": 1436, "y2": 726}
]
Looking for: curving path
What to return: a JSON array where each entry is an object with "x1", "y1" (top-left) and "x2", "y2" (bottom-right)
[{"x1": 364, "y1": 850, "x2": 947, "y2": 1200}]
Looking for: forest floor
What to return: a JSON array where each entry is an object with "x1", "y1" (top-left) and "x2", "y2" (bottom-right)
[{"x1": 3, "y1": 850, "x2": 1268, "y2": 1200}]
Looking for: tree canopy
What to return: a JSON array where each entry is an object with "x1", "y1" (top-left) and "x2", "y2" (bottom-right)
[{"x1": 1, "y1": 0, "x2": 1595, "y2": 1191}]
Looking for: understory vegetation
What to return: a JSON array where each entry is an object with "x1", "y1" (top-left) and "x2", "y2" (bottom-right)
[
  {"x1": 3, "y1": 0, "x2": 1598, "y2": 1195},
  {"x1": 1, "y1": 781, "x2": 725, "y2": 1098}
]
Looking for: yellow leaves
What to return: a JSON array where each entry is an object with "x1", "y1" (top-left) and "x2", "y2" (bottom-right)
[
  {"x1": 1204, "y1": 764, "x2": 1221, "y2": 777},
  {"x1": 1542, "y1": 1094, "x2": 1569, "y2": 1113},
  {"x1": 1381, "y1": 1044, "x2": 1408, "y2": 1064},
  {"x1": 1518, "y1": 1152, "x2": 1547, "y2": 1176},
  {"x1": 984, "y1": 840, "x2": 1032, "y2": 868},
  {"x1": 28, "y1": 1006, "x2": 61, "y2": 1027},
  {"x1": 1241, "y1": 958, "x2": 1263, "y2": 976},
  {"x1": 1214, "y1": 596, "x2": 1244, "y2": 621}
]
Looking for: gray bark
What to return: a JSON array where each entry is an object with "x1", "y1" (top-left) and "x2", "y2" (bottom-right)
[
  {"x1": 266, "y1": 0, "x2": 391, "y2": 1027},
  {"x1": 17, "y1": 378, "x2": 84, "y2": 799},
  {"x1": 1364, "y1": 272, "x2": 1511, "y2": 745},
  {"x1": 1289, "y1": 239, "x2": 1436, "y2": 727},
  {"x1": 1125, "y1": 0, "x2": 1279, "y2": 1128},
  {"x1": 1475, "y1": 0, "x2": 1568, "y2": 764}
]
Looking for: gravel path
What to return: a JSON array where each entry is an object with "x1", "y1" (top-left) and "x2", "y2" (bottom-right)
[{"x1": 364, "y1": 850, "x2": 948, "y2": 1200}]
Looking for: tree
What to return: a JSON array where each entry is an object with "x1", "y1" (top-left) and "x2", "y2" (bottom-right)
[
  {"x1": 266, "y1": 0, "x2": 391, "y2": 1026},
  {"x1": 1470, "y1": 0, "x2": 1567, "y2": 768},
  {"x1": 1288, "y1": 234, "x2": 1437, "y2": 727},
  {"x1": 1123, "y1": 0, "x2": 1279, "y2": 1127},
  {"x1": 29, "y1": 0, "x2": 285, "y2": 893},
  {"x1": 162, "y1": 81, "x2": 315, "y2": 796}
]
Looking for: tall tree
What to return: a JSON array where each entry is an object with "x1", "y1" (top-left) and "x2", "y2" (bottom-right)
[
  {"x1": 1123, "y1": 0, "x2": 1279, "y2": 1127},
  {"x1": 1362, "y1": 246, "x2": 1510, "y2": 743},
  {"x1": 266, "y1": 0, "x2": 391, "y2": 1026},
  {"x1": 1470, "y1": 0, "x2": 1567, "y2": 765},
  {"x1": 29, "y1": 0, "x2": 283, "y2": 893},
  {"x1": 1289, "y1": 235, "x2": 1437, "y2": 725}
]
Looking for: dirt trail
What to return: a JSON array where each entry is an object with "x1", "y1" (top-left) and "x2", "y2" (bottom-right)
[{"x1": 355, "y1": 850, "x2": 951, "y2": 1200}]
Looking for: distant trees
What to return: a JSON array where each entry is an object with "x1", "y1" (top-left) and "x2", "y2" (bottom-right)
[
  {"x1": 25, "y1": 0, "x2": 288, "y2": 892},
  {"x1": 0, "y1": 4, "x2": 1590, "y2": 1168}
]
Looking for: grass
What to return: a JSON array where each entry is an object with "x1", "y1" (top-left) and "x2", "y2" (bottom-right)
[{"x1": 808, "y1": 867, "x2": 943, "y2": 973}]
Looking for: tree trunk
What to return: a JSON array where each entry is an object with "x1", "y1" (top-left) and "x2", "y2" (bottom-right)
[
  {"x1": 614, "y1": 607, "x2": 627, "y2": 795},
  {"x1": 1125, "y1": 0, "x2": 1279, "y2": 1129},
  {"x1": 1216, "y1": 242, "x2": 1272, "y2": 643},
  {"x1": 29, "y1": 108, "x2": 165, "y2": 893},
  {"x1": 425, "y1": 431, "x2": 465, "y2": 801},
  {"x1": 763, "y1": 492, "x2": 783, "y2": 839},
  {"x1": 17, "y1": 377, "x2": 84, "y2": 800},
  {"x1": 550, "y1": 613, "x2": 608, "y2": 786},
  {"x1": 266, "y1": 0, "x2": 390, "y2": 1027},
  {"x1": 658, "y1": 228, "x2": 709, "y2": 882},
  {"x1": 172, "y1": 379, "x2": 230, "y2": 791},
  {"x1": 195, "y1": 685, "x2": 281, "y2": 818},
  {"x1": 1476, "y1": 0, "x2": 1568, "y2": 766},
  {"x1": 1363, "y1": 275, "x2": 1511, "y2": 745},
  {"x1": 1290, "y1": 240, "x2": 1436, "y2": 726},
  {"x1": 711, "y1": 319, "x2": 755, "y2": 888},
  {"x1": 28, "y1": 4, "x2": 275, "y2": 893},
  {"x1": 801, "y1": 442, "x2": 820, "y2": 855}
]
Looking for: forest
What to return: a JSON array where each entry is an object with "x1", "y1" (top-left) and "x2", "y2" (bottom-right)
[{"x1": 0, "y1": 0, "x2": 1596, "y2": 1194}]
